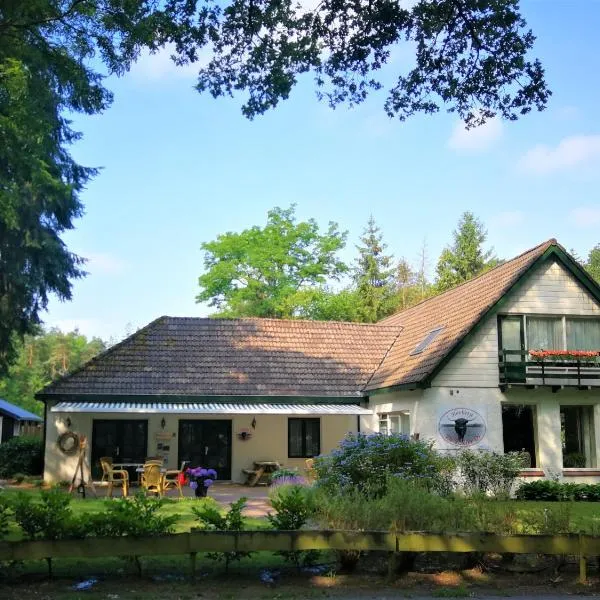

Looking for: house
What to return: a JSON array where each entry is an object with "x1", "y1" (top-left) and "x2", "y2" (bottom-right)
[
  {"x1": 0, "y1": 399, "x2": 43, "y2": 443},
  {"x1": 38, "y1": 239, "x2": 600, "y2": 483}
]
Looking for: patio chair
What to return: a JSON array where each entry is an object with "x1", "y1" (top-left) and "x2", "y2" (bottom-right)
[
  {"x1": 100, "y1": 458, "x2": 129, "y2": 497},
  {"x1": 99, "y1": 456, "x2": 113, "y2": 482},
  {"x1": 304, "y1": 458, "x2": 316, "y2": 482},
  {"x1": 141, "y1": 462, "x2": 163, "y2": 496},
  {"x1": 162, "y1": 461, "x2": 188, "y2": 498}
]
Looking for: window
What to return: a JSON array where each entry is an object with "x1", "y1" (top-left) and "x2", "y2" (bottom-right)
[
  {"x1": 561, "y1": 406, "x2": 596, "y2": 468},
  {"x1": 502, "y1": 404, "x2": 537, "y2": 467},
  {"x1": 378, "y1": 413, "x2": 410, "y2": 436},
  {"x1": 410, "y1": 327, "x2": 444, "y2": 355},
  {"x1": 527, "y1": 317, "x2": 563, "y2": 351},
  {"x1": 566, "y1": 319, "x2": 600, "y2": 351},
  {"x1": 288, "y1": 418, "x2": 320, "y2": 458}
]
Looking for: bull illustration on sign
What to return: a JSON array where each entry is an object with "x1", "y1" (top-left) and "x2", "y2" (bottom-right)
[
  {"x1": 438, "y1": 408, "x2": 486, "y2": 447},
  {"x1": 452, "y1": 418, "x2": 471, "y2": 442}
]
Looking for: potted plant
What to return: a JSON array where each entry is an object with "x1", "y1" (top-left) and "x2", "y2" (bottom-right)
[{"x1": 186, "y1": 467, "x2": 217, "y2": 497}]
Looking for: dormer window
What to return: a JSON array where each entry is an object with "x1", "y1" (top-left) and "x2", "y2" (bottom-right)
[{"x1": 410, "y1": 327, "x2": 444, "y2": 356}]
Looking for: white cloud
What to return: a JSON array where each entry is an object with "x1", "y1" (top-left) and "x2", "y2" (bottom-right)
[
  {"x1": 447, "y1": 117, "x2": 503, "y2": 152},
  {"x1": 85, "y1": 252, "x2": 127, "y2": 275},
  {"x1": 489, "y1": 210, "x2": 525, "y2": 228},
  {"x1": 569, "y1": 206, "x2": 600, "y2": 229},
  {"x1": 518, "y1": 134, "x2": 600, "y2": 175},
  {"x1": 130, "y1": 43, "x2": 209, "y2": 82}
]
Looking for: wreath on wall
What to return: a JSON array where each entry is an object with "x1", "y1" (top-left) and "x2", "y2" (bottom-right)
[{"x1": 57, "y1": 431, "x2": 80, "y2": 455}]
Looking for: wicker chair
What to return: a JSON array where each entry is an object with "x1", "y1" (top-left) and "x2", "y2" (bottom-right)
[
  {"x1": 141, "y1": 462, "x2": 163, "y2": 496},
  {"x1": 99, "y1": 456, "x2": 113, "y2": 482},
  {"x1": 100, "y1": 457, "x2": 129, "y2": 497},
  {"x1": 162, "y1": 461, "x2": 187, "y2": 498}
]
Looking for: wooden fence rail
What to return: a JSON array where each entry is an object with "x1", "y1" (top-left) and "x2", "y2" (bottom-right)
[{"x1": 0, "y1": 530, "x2": 597, "y2": 582}]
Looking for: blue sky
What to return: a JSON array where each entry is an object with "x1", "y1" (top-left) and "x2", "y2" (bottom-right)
[{"x1": 46, "y1": 0, "x2": 600, "y2": 342}]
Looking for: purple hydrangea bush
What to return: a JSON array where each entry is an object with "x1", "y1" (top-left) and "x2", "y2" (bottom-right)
[{"x1": 314, "y1": 433, "x2": 450, "y2": 498}]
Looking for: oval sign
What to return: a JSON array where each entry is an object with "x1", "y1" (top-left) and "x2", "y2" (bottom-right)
[{"x1": 438, "y1": 407, "x2": 486, "y2": 447}]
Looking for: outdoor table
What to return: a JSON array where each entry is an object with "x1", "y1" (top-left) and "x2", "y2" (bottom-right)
[{"x1": 243, "y1": 461, "x2": 281, "y2": 487}]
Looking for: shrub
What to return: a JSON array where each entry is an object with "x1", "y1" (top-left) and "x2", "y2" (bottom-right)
[
  {"x1": 86, "y1": 493, "x2": 179, "y2": 537},
  {"x1": 455, "y1": 450, "x2": 529, "y2": 498},
  {"x1": 0, "y1": 494, "x2": 10, "y2": 541},
  {"x1": 0, "y1": 437, "x2": 43, "y2": 478},
  {"x1": 313, "y1": 477, "x2": 475, "y2": 532},
  {"x1": 268, "y1": 484, "x2": 317, "y2": 566},
  {"x1": 515, "y1": 480, "x2": 600, "y2": 502},
  {"x1": 11, "y1": 473, "x2": 25, "y2": 484},
  {"x1": 11, "y1": 488, "x2": 74, "y2": 540},
  {"x1": 314, "y1": 433, "x2": 447, "y2": 498},
  {"x1": 193, "y1": 497, "x2": 250, "y2": 572}
]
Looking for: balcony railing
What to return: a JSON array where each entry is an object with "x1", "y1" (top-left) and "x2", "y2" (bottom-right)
[{"x1": 499, "y1": 350, "x2": 600, "y2": 387}]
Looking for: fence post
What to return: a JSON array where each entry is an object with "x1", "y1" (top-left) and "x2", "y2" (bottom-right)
[
  {"x1": 189, "y1": 552, "x2": 197, "y2": 577},
  {"x1": 579, "y1": 532, "x2": 587, "y2": 584}
]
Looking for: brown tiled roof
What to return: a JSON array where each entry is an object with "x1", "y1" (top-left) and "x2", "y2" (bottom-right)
[
  {"x1": 364, "y1": 239, "x2": 558, "y2": 390},
  {"x1": 39, "y1": 239, "x2": 565, "y2": 400},
  {"x1": 39, "y1": 317, "x2": 401, "y2": 398}
]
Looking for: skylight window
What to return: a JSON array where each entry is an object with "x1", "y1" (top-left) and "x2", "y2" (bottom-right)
[{"x1": 410, "y1": 327, "x2": 444, "y2": 356}]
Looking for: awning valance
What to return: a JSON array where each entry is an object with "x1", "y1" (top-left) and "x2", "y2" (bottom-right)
[{"x1": 50, "y1": 401, "x2": 372, "y2": 416}]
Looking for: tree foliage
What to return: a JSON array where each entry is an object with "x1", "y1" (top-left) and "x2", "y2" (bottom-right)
[
  {"x1": 193, "y1": 0, "x2": 550, "y2": 123},
  {"x1": 196, "y1": 205, "x2": 348, "y2": 318},
  {"x1": 435, "y1": 211, "x2": 497, "y2": 291},
  {"x1": 0, "y1": 0, "x2": 162, "y2": 373},
  {"x1": 353, "y1": 216, "x2": 397, "y2": 322},
  {"x1": 0, "y1": 329, "x2": 106, "y2": 416},
  {"x1": 585, "y1": 244, "x2": 600, "y2": 284}
]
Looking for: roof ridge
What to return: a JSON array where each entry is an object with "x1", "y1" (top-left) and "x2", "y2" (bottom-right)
[
  {"x1": 380, "y1": 238, "x2": 557, "y2": 323},
  {"x1": 163, "y1": 315, "x2": 400, "y2": 329}
]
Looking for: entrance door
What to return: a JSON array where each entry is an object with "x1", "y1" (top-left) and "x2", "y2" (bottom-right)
[
  {"x1": 178, "y1": 420, "x2": 232, "y2": 480},
  {"x1": 499, "y1": 315, "x2": 526, "y2": 383},
  {"x1": 91, "y1": 420, "x2": 148, "y2": 475}
]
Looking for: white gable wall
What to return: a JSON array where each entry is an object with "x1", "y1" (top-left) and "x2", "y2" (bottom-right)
[{"x1": 432, "y1": 259, "x2": 600, "y2": 389}]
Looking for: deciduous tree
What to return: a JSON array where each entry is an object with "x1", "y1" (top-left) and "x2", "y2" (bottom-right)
[
  {"x1": 585, "y1": 244, "x2": 600, "y2": 284},
  {"x1": 196, "y1": 205, "x2": 348, "y2": 317}
]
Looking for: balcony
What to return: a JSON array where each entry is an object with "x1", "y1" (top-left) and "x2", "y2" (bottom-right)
[{"x1": 499, "y1": 350, "x2": 600, "y2": 389}]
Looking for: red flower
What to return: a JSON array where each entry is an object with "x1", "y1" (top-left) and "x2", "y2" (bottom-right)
[{"x1": 529, "y1": 349, "x2": 600, "y2": 360}]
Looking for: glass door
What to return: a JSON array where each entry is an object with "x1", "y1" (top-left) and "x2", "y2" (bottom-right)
[
  {"x1": 91, "y1": 419, "x2": 148, "y2": 478},
  {"x1": 499, "y1": 315, "x2": 526, "y2": 383},
  {"x1": 178, "y1": 420, "x2": 232, "y2": 480}
]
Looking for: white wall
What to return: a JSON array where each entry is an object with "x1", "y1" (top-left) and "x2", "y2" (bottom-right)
[
  {"x1": 366, "y1": 389, "x2": 423, "y2": 435},
  {"x1": 44, "y1": 404, "x2": 358, "y2": 483}
]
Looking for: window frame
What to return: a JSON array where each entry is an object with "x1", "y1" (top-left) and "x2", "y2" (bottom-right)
[
  {"x1": 498, "y1": 314, "x2": 600, "y2": 352},
  {"x1": 560, "y1": 405, "x2": 597, "y2": 468},
  {"x1": 288, "y1": 418, "x2": 321, "y2": 458}
]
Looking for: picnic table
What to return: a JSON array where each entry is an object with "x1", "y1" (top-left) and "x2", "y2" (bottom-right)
[{"x1": 242, "y1": 461, "x2": 281, "y2": 486}]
